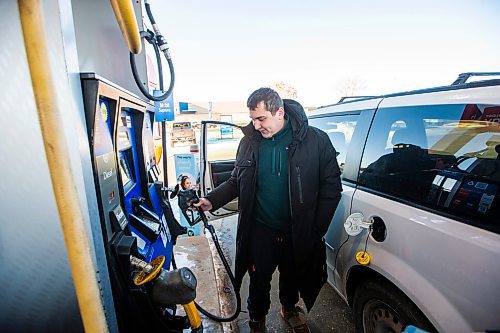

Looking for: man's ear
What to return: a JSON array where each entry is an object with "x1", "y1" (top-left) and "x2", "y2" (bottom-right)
[{"x1": 277, "y1": 107, "x2": 285, "y2": 119}]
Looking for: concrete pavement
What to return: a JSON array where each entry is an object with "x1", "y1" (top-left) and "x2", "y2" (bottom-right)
[
  {"x1": 173, "y1": 214, "x2": 355, "y2": 333},
  {"x1": 208, "y1": 216, "x2": 355, "y2": 333},
  {"x1": 173, "y1": 236, "x2": 224, "y2": 333}
]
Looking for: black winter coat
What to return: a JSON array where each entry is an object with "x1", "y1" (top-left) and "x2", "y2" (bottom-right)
[{"x1": 206, "y1": 99, "x2": 342, "y2": 311}]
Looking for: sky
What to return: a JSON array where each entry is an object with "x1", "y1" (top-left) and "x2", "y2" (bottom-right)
[{"x1": 150, "y1": 0, "x2": 500, "y2": 107}]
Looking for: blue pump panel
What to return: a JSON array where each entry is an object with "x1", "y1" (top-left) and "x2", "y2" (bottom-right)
[
  {"x1": 116, "y1": 109, "x2": 172, "y2": 268},
  {"x1": 129, "y1": 205, "x2": 162, "y2": 260},
  {"x1": 142, "y1": 112, "x2": 156, "y2": 175},
  {"x1": 117, "y1": 109, "x2": 152, "y2": 258},
  {"x1": 142, "y1": 111, "x2": 173, "y2": 268},
  {"x1": 149, "y1": 184, "x2": 173, "y2": 264},
  {"x1": 117, "y1": 110, "x2": 142, "y2": 214}
]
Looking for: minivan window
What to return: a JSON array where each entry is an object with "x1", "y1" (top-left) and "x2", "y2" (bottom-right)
[
  {"x1": 359, "y1": 104, "x2": 500, "y2": 233},
  {"x1": 309, "y1": 114, "x2": 360, "y2": 173}
]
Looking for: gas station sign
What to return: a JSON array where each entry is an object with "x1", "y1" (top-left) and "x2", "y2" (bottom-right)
[{"x1": 154, "y1": 91, "x2": 175, "y2": 122}]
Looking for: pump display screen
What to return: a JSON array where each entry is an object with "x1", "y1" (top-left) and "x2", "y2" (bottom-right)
[
  {"x1": 119, "y1": 155, "x2": 134, "y2": 189},
  {"x1": 117, "y1": 115, "x2": 132, "y2": 150},
  {"x1": 117, "y1": 131, "x2": 131, "y2": 150}
]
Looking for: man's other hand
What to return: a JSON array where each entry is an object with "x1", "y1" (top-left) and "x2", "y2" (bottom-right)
[{"x1": 193, "y1": 197, "x2": 213, "y2": 211}]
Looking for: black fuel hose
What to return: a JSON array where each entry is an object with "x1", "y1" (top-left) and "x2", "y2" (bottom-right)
[
  {"x1": 171, "y1": 206, "x2": 242, "y2": 322},
  {"x1": 130, "y1": 1, "x2": 175, "y2": 101},
  {"x1": 195, "y1": 219, "x2": 242, "y2": 322}
]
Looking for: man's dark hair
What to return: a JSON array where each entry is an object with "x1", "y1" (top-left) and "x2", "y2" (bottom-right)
[{"x1": 247, "y1": 87, "x2": 283, "y2": 115}]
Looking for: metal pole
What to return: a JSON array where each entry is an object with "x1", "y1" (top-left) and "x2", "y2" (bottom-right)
[{"x1": 161, "y1": 121, "x2": 169, "y2": 186}]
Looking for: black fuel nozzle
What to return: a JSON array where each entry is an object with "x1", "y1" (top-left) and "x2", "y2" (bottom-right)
[
  {"x1": 176, "y1": 188, "x2": 204, "y2": 227},
  {"x1": 130, "y1": 255, "x2": 202, "y2": 331},
  {"x1": 177, "y1": 189, "x2": 201, "y2": 226},
  {"x1": 161, "y1": 186, "x2": 170, "y2": 199}
]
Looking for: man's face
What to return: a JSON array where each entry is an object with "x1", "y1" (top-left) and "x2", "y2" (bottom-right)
[{"x1": 249, "y1": 101, "x2": 285, "y2": 139}]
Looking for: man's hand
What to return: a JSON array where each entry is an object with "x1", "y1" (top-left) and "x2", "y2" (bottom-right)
[{"x1": 193, "y1": 197, "x2": 213, "y2": 211}]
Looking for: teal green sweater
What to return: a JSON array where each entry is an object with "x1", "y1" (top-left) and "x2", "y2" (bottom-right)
[{"x1": 254, "y1": 120, "x2": 293, "y2": 231}]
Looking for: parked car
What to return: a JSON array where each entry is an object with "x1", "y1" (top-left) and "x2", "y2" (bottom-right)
[
  {"x1": 307, "y1": 72, "x2": 500, "y2": 333},
  {"x1": 171, "y1": 121, "x2": 196, "y2": 146},
  {"x1": 198, "y1": 73, "x2": 500, "y2": 333}
]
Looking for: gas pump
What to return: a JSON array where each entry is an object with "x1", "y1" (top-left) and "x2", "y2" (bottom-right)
[
  {"x1": 82, "y1": 75, "x2": 201, "y2": 332},
  {"x1": 116, "y1": 100, "x2": 187, "y2": 269},
  {"x1": 140, "y1": 110, "x2": 187, "y2": 246},
  {"x1": 116, "y1": 103, "x2": 171, "y2": 268}
]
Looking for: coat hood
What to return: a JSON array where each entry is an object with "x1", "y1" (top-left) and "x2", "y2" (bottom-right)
[{"x1": 242, "y1": 99, "x2": 309, "y2": 145}]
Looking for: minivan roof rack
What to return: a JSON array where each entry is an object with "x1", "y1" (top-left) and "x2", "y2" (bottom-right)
[
  {"x1": 338, "y1": 96, "x2": 377, "y2": 103},
  {"x1": 451, "y1": 72, "x2": 500, "y2": 85},
  {"x1": 317, "y1": 74, "x2": 500, "y2": 110}
]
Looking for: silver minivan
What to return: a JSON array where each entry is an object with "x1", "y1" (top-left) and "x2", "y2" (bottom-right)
[
  {"x1": 198, "y1": 73, "x2": 500, "y2": 333},
  {"x1": 307, "y1": 73, "x2": 500, "y2": 333}
]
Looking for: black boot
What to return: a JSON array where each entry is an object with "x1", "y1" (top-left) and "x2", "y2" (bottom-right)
[
  {"x1": 249, "y1": 317, "x2": 266, "y2": 333},
  {"x1": 280, "y1": 305, "x2": 311, "y2": 333}
]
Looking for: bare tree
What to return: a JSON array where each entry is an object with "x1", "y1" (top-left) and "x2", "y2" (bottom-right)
[
  {"x1": 337, "y1": 78, "x2": 366, "y2": 97},
  {"x1": 272, "y1": 81, "x2": 298, "y2": 99}
]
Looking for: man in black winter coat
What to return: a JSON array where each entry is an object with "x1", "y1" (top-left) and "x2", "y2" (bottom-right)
[{"x1": 195, "y1": 88, "x2": 342, "y2": 333}]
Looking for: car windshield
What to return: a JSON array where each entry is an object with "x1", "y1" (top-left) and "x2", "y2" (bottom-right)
[{"x1": 173, "y1": 122, "x2": 191, "y2": 130}]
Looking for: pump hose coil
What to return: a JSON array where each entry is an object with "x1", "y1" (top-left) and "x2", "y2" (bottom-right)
[{"x1": 130, "y1": 1, "x2": 175, "y2": 101}]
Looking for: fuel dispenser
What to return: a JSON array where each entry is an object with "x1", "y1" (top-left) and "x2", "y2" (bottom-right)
[
  {"x1": 81, "y1": 74, "x2": 201, "y2": 332},
  {"x1": 116, "y1": 101, "x2": 172, "y2": 268},
  {"x1": 117, "y1": 99, "x2": 187, "y2": 266},
  {"x1": 140, "y1": 110, "x2": 187, "y2": 246}
]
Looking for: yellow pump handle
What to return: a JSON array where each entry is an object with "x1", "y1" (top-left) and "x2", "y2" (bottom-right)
[
  {"x1": 109, "y1": 0, "x2": 142, "y2": 54},
  {"x1": 183, "y1": 301, "x2": 202, "y2": 330},
  {"x1": 18, "y1": 0, "x2": 109, "y2": 332}
]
